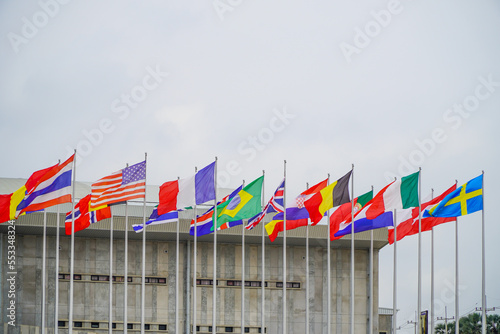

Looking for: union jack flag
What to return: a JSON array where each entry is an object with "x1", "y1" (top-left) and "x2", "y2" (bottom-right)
[{"x1": 245, "y1": 179, "x2": 285, "y2": 230}]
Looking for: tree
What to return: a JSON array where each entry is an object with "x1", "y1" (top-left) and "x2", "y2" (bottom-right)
[{"x1": 435, "y1": 313, "x2": 500, "y2": 334}]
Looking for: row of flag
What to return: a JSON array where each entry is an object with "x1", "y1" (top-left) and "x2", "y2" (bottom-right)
[{"x1": 0, "y1": 155, "x2": 484, "y2": 244}]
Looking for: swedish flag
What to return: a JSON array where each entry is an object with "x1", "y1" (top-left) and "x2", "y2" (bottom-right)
[{"x1": 424, "y1": 174, "x2": 483, "y2": 218}]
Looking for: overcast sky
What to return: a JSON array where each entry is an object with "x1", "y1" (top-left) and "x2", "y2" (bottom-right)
[{"x1": 1, "y1": 0, "x2": 500, "y2": 331}]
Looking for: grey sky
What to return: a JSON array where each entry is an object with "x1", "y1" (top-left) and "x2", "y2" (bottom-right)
[{"x1": 1, "y1": 0, "x2": 500, "y2": 331}]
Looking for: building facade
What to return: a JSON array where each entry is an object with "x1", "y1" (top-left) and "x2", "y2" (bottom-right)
[{"x1": 0, "y1": 180, "x2": 389, "y2": 334}]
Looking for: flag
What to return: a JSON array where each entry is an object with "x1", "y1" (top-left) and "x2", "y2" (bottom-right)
[
  {"x1": 424, "y1": 174, "x2": 483, "y2": 218},
  {"x1": 216, "y1": 175, "x2": 264, "y2": 231},
  {"x1": 65, "y1": 194, "x2": 111, "y2": 235},
  {"x1": 365, "y1": 171, "x2": 419, "y2": 220},
  {"x1": 305, "y1": 170, "x2": 351, "y2": 225},
  {"x1": 265, "y1": 178, "x2": 328, "y2": 242},
  {"x1": 158, "y1": 161, "x2": 216, "y2": 215},
  {"x1": 17, "y1": 154, "x2": 75, "y2": 215},
  {"x1": 388, "y1": 185, "x2": 457, "y2": 244},
  {"x1": 333, "y1": 171, "x2": 421, "y2": 238},
  {"x1": 0, "y1": 187, "x2": 27, "y2": 223},
  {"x1": 246, "y1": 179, "x2": 285, "y2": 230},
  {"x1": 133, "y1": 207, "x2": 179, "y2": 233},
  {"x1": 330, "y1": 190, "x2": 373, "y2": 241},
  {"x1": 189, "y1": 185, "x2": 243, "y2": 236},
  {"x1": 90, "y1": 160, "x2": 146, "y2": 210}
]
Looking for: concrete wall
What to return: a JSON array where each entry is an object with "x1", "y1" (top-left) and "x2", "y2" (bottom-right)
[{"x1": 1, "y1": 233, "x2": 381, "y2": 334}]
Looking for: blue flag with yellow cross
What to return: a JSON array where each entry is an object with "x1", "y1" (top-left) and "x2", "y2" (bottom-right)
[{"x1": 424, "y1": 174, "x2": 483, "y2": 218}]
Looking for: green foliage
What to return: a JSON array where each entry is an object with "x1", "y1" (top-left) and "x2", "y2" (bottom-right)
[{"x1": 434, "y1": 313, "x2": 500, "y2": 334}]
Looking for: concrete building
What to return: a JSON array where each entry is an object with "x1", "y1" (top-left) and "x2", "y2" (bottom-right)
[{"x1": 0, "y1": 179, "x2": 390, "y2": 334}]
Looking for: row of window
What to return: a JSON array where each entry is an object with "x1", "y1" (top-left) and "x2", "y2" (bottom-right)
[
  {"x1": 197, "y1": 279, "x2": 300, "y2": 289},
  {"x1": 58, "y1": 321, "x2": 167, "y2": 330},
  {"x1": 194, "y1": 326, "x2": 266, "y2": 333},
  {"x1": 58, "y1": 274, "x2": 165, "y2": 284},
  {"x1": 58, "y1": 274, "x2": 300, "y2": 289}
]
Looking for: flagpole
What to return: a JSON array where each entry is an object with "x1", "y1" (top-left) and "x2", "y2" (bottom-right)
[
  {"x1": 325, "y1": 178, "x2": 330, "y2": 334},
  {"x1": 124, "y1": 200, "x2": 129, "y2": 334},
  {"x1": 369, "y1": 184, "x2": 375, "y2": 334},
  {"x1": 42, "y1": 209, "x2": 47, "y2": 334},
  {"x1": 213, "y1": 157, "x2": 218, "y2": 334},
  {"x1": 241, "y1": 179, "x2": 246, "y2": 334},
  {"x1": 481, "y1": 170, "x2": 486, "y2": 334},
  {"x1": 261, "y1": 170, "x2": 266, "y2": 334},
  {"x1": 455, "y1": 180, "x2": 459, "y2": 334},
  {"x1": 109, "y1": 212, "x2": 114, "y2": 334},
  {"x1": 283, "y1": 160, "x2": 287, "y2": 334},
  {"x1": 350, "y1": 164, "x2": 355, "y2": 334},
  {"x1": 417, "y1": 167, "x2": 422, "y2": 332},
  {"x1": 176, "y1": 177, "x2": 180, "y2": 334},
  {"x1": 193, "y1": 167, "x2": 198, "y2": 334},
  {"x1": 393, "y1": 208, "x2": 397, "y2": 334},
  {"x1": 55, "y1": 204, "x2": 60, "y2": 334},
  {"x1": 69, "y1": 150, "x2": 76, "y2": 334},
  {"x1": 141, "y1": 153, "x2": 147, "y2": 334},
  {"x1": 430, "y1": 188, "x2": 435, "y2": 334}
]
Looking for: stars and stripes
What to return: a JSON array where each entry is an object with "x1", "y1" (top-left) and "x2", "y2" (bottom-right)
[{"x1": 90, "y1": 160, "x2": 146, "y2": 210}]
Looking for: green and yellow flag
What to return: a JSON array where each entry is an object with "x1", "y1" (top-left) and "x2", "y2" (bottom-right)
[{"x1": 217, "y1": 175, "x2": 264, "y2": 231}]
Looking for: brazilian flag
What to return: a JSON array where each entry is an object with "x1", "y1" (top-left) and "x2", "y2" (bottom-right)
[{"x1": 216, "y1": 175, "x2": 264, "y2": 229}]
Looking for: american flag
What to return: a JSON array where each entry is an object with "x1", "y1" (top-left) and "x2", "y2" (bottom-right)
[
  {"x1": 90, "y1": 160, "x2": 146, "y2": 210},
  {"x1": 245, "y1": 179, "x2": 285, "y2": 230}
]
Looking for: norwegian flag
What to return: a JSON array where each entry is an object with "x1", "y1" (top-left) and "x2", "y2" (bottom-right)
[{"x1": 245, "y1": 179, "x2": 285, "y2": 230}]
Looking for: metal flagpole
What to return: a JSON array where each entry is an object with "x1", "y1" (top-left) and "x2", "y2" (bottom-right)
[
  {"x1": 193, "y1": 167, "x2": 198, "y2": 334},
  {"x1": 55, "y1": 204, "x2": 60, "y2": 334},
  {"x1": 393, "y1": 208, "x2": 397, "y2": 334},
  {"x1": 109, "y1": 213, "x2": 114, "y2": 334},
  {"x1": 69, "y1": 150, "x2": 77, "y2": 334},
  {"x1": 261, "y1": 170, "x2": 265, "y2": 334},
  {"x1": 141, "y1": 153, "x2": 148, "y2": 334},
  {"x1": 186, "y1": 240, "x2": 191, "y2": 334},
  {"x1": 306, "y1": 181, "x2": 311, "y2": 334},
  {"x1": 324, "y1": 178, "x2": 330, "y2": 334},
  {"x1": 241, "y1": 180, "x2": 246, "y2": 334},
  {"x1": 124, "y1": 201, "x2": 129, "y2": 334},
  {"x1": 176, "y1": 177, "x2": 180, "y2": 334},
  {"x1": 417, "y1": 167, "x2": 422, "y2": 332},
  {"x1": 455, "y1": 180, "x2": 459, "y2": 334},
  {"x1": 283, "y1": 160, "x2": 287, "y2": 334},
  {"x1": 430, "y1": 189, "x2": 435, "y2": 334},
  {"x1": 212, "y1": 157, "x2": 218, "y2": 334},
  {"x1": 42, "y1": 209, "x2": 47, "y2": 334},
  {"x1": 369, "y1": 185, "x2": 374, "y2": 334},
  {"x1": 350, "y1": 164, "x2": 355, "y2": 334},
  {"x1": 481, "y1": 170, "x2": 486, "y2": 334}
]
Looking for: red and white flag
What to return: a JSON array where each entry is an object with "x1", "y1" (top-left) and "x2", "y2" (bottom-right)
[{"x1": 90, "y1": 161, "x2": 146, "y2": 210}]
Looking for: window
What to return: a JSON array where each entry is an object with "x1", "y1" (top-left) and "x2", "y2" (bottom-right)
[
  {"x1": 245, "y1": 328, "x2": 250, "y2": 333},
  {"x1": 91, "y1": 275, "x2": 109, "y2": 281},
  {"x1": 74, "y1": 274, "x2": 82, "y2": 280},
  {"x1": 127, "y1": 323, "x2": 133, "y2": 329},
  {"x1": 159, "y1": 324, "x2": 167, "y2": 330},
  {"x1": 197, "y1": 279, "x2": 216, "y2": 286},
  {"x1": 208, "y1": 326, "x2": 212, "y2": 332},
  {"x1": 112, "y1": 323, "x2": 117, "y2": 329},
  {"x1": 225, "y1": 327, "x2": 234, "y2": 332},
  {"x1": 91, "y1": 322, "x2": 99, "y2": 328},
  {"x1": 196, "y1": 326, "x2": 200, "y2": 331},
  {"x1": 144, "y1": 324, "x2": 150, "y2": 330},
  {"x1": 59, "y1": 274, "x2": 81, "y2": 280},
  {"x1": 74, "y1": 322, "x2": 83, "y2": 328},
  {"x1": 58, "y1": 321, "x2": 66, "y2": 327},
  {"x1": 276, "y1": 282, "x2": 283, "y2": 288},
  {"x1": 258, "y1": 328, "x2": 266, "y2": 333},
  {"x1": 145, "y1": 277, "x2": 167, "y2": 284},
  {"x1": 276, "y1": 281, "x2": 300, "y2": 288}
]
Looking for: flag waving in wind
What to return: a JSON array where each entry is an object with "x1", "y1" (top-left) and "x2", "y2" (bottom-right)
[
  {"x1": 304, "y1": 170, "x2": 352, "y2": 225},
  {"x1": 65, "y1": 194, "x2": 111, "y2": 235},
  {"x1": 246, "y1": 178, "x2": 285, "y2": 230},
  {"x1": 17, "y1": 154, "x2": 75, "y2": 215},
  {"x1": 90, "y1": 160, "x2": 146, "y2": 210},
  {"x1": 158, "y1": 161, "x2": 216, "y2": 215},
  {"x1": 424, "y1": 174, "x2": 483, "y2": 218}
]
